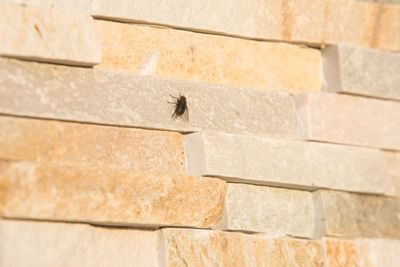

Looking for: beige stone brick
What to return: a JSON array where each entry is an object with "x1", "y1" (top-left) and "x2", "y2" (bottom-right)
[
  {"x1": 325, "y1": 238, "x2": 400, "y2": 267},
  {"x1": 160, "y1": 228, "x2": 323, "y2": 267},
  {"x1": 91, "y1": 0, "x2": 400, "y2": 51},
  {"x1": 295, "y1": 92, "x2": 400, "y2": 150},
  {"x1": 0, "y1": 58, "x2": 298, "y2": 139},
  {"x1": 323, "y1": 44, "x2": 400, "y2": 101},
  {"x1": 94, "y1": 20, "x2": 321, "y2": 95},
  {"x1": 0, "y1": 115, "x2": 186, "y2": 174},
  {"x1": 0, "y1": 2, "x2": 100, "y2": 66},
  {"x1": 383, "y1": 151, "x2": 400, "y2": 197},
  {"x1": 183, "y1": 132, "x2": 392, "y2": 195},
  {"x1": 0, "y1": 0, "x2": 91, "y2": 12},
  {"x1": 221, "y1": 183, "x2": 315, "y2": 238},
  {"x1": 0, "y1": 220, "x2": 159, "y2": 267},
  {"x1": 314, "y1": 190, "x2": 400, "y2": 239},
  {"x1": 0, "y1": 161, "x2": 226, "y2": 229}
]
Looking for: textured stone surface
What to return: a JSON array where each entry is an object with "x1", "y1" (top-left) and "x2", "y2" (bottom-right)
[
  {"x1": 325, "y1": 238, "x2": 400, "y2": 267},
  {"x1": 323, "y1": 44, "x2": 400, "y2": 100},
  {"x1": 160, "y1": 229, "x2": 323, "y2": 267},
  {"x1": 355, "y1": 0, "x2": 400, "y2": 4},
  {"x1": 1, "y1": 0, "x2": 91, "y2": 12},
  {"x1": 0, "y1": 115, "x2": 186, "y2": 174},
  {"x1": 183, "y1": 132, "x2": 391, "y2": 195},
  {"x1": 383, "y1": 151, "x2": 400, "y2": 197},
  {"x1": 221, "y1": 183, "x2": 315, "y2": 238},
  {"x1": 91, "y1": 0, "x2": 400, "y2": 51},
  {"x1": 0, "y1": 161, "x2": 226, "y2": 229},
  {"x1": 295, "y1": 92, "x2": 400, "y2": 150},
  {"x1": 0, "y1": 220, "x2": 159, "y2": 267},
  {"x1": 0, "y1": 2, "x2": 100, "y2": 66},
  {"x1": 314, "y1": 190, "x2": 400, "y2": 239},
  {"x1": 94, "y1": 20, "x2": 321, "y2": 94},
  {"x1": 0, "y1": 58, "x2": 298, "y2": 139}
]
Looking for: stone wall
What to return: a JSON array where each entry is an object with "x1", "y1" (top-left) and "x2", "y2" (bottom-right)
[{"x1": 0, "y1": 0, "x2": 399, "y2": 266}]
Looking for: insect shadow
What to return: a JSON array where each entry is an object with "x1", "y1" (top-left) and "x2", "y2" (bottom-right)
[{"x1": 168, "y1": 93, "x2": 189, "y2": 121}]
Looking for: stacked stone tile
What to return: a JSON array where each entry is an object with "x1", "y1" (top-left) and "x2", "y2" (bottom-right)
[{"x1": 0, "y1": 1, "x2": 399, "y2": 266}]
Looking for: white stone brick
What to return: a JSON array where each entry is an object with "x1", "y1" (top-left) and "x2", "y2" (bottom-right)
[
  {"x1": 0, "y1": 2, "x2": 100, "y2": 66},
  {"x1": 0, "y1": 220, "x2": 159, "y2": 267},
  {"x1": 0, "y1": 58, "x2": 298, "y2": 139},
  {"x1": 221, "y1": 183, "x2": 315, "y2": 238},
  {"x1": 323, "y1": 44, "x2": 400, "y2": 101},
  {"x1": 183, "y1": 131, "x2": 392, "y2": 195},
  {"x1": 295, "y1": 92, "x2": 400, "y2": 150}
]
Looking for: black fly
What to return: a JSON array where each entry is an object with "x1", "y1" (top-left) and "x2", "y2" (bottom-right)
[{"x1": 168, "y1": 93, "x2": 188, "y2": 121}]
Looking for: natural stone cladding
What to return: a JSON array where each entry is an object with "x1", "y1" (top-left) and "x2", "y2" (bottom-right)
[{"x1": 0, "y1": 0, "x2": 400, "y2": 266}]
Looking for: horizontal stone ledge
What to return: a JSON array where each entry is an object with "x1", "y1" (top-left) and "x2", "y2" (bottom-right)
[
  {"x1": 0, "y1": 219, "x2": 159, "y2": 267},
  {"x1": 94, "y1": 20, "x2": 321, "y2": 95},
  {"x1": 295, "y1": 92, "x2": 400, "y2": 150},
  {"x1": 314, "y1": 190, "x2": 400, "y2": 239},
  {"x1": 0, "y1": 58, "x2": 298, "y2": 139},
  {"x1": 0, "y1": 161, "x2": 227, "y2": 229},
  {"x1": 90, "y1": 0, "x2": 400, "y2": 51},
  {"x1": 0, "y1": 220, "x2": 324, "y2": 267},
  {"x1": 324, "y1": 238, "x2": 400, "y2": 267},
  {"x1": 183, "y1": 131, "x2": 394, "y2": 196},
  {"x1": 221, "y1": 183, "x2": 315, "y2": 239},
  {"x1": 323, "y1": 44, "x2": 400, "y2": 101},
  {"x1": 0, "y1": 2, "x2": 100, "y2": 66},
  {"x1": 0, "y1": 115, "x2": 186, "y2": 174}
]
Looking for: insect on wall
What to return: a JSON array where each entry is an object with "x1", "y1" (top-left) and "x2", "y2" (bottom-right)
[{"x1": 168, "y1": 93, "x2": 189, "y2": 122}]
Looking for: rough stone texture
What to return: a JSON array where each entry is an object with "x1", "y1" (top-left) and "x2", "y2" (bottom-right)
[
  {"x1": 323, "y1": 44, "x2": 400, "y2": 101},
  {"x1": 160, "y1": 229, "x2": 324, "y2": 267},
  {"x1": 91, "y1": 0, "x2": 400, "y2": 51},
  {"x1": 0, "y1": 0, "x2": 91, "y2": 12},
  {"x1": 0, "y1": 220, "x2": 159, "y2": 267},
  {"x1": 325, "y1": 238, "x2": 400, "y2": 267},
  {"x1": 0, "y1": 161, "x2": 227, "y2": 229},
  {"x1": 0, "y1": 58, "x2": 298, "y2": 139},
  {"x1": 221, "y1": 183, "x2": 315, "y2": 238},
  {"x1": 352, "y1": 0, "x2": 400, "y2": 5},
  {"x1": 94, "y1": 20, "x2": 321, "y2": 95},
  {"x1": 383, "y1": 151, "x2": 400, "y2": 197},
  {"x1": 0, "y1": 2, "x2": 100, "y2": 66},
  {"x1": 314, "y1": 190, "x2": 400, "y2": 239},
  {"x1": 183, "y1": 132, "x2": 392, "y2": 195},
  {"x1": 295, "y1": 92, "x2": 400, "y2": 150},
  {"x1": 0, "y1": 115, "x2": 186, "y2": 174}
]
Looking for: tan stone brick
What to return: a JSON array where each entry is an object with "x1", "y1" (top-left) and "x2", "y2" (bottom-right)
[
  {"x1": 314, "y1": 190, "x2": 400, "y2": 239},
  {"x1": 323, "y1": 44, "x2": 400, "y2": 101},
  {"x1": 160, "y1": 228, "x2": 323, "y2": 267},
  {"x1": 0, "y1": 115, "x2": 186, "y2": 174},
  {"x1": 221, "y1": 184, "x2": 315, "y2": 238},
  {"x1": 0, "y1": 2, "x2": 100, "y2": 66},
  {"x1": 325, "y1": 238, "x2": 400, "y2": 267},
  {"x1": 0, "y1": 220, "x2": 159, "y2": 267},
  {"x1": 0, "y1": 58, "x2": 298, "y2": 139},
  {"x1": 91, "y1": 0, "x2": 400, "y2": 51},
  {"x1": 0, "y1": 161, "x2": 226, "y2": 229},
  {"x1": 94, "y1": 20, "x2": 321, "y2": 95},
  {"x1": 295, "y1": 92, "x2": 400, "y2": 150}
]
